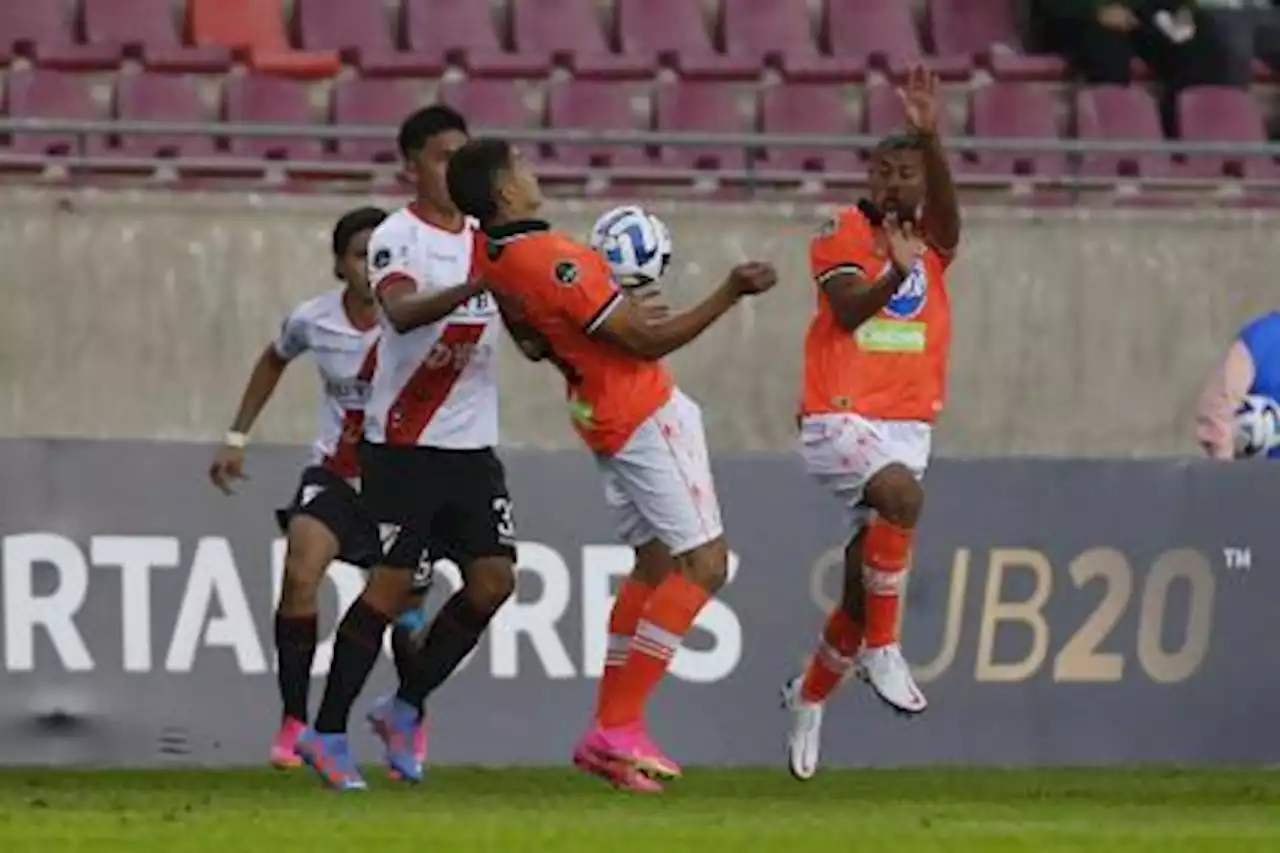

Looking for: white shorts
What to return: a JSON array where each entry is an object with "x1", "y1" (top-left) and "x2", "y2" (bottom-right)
[
  {"x1": 597, "y1": 389, "x2": 724, "y2": 556},
  {"x1": 799, "y1": 413, "x2": 932, "y2": 535}
]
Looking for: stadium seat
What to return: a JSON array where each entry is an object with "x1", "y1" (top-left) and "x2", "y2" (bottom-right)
[
  {"x1": 292, "y1": 0, "x2": 441, "y2": 76},
  {"x1": 615, "y1": 0, "x2": 756, "y2": 80},
  {"x1": 720, "y1": 0, "x2": 863, "y2": 82},
  {"x1": 759, "y1": 83, "x2": 860, "y2": 173},
  {"x1": 1075, "y1": 85, "x2": 1169, "y2": 178},
  {"x1": 223, "y1": 75, "x2": 325, "y2": 160},
  {"x1": 509, "y1": 0, "x2": 652, "y2": 79},
  {"x1": 401, "y1": 0, "x2": 548, "y2": 77},
  {"x1": 827, "y1": 0, "x2": 970, "y2": 80},
  {"x1": 330, "y1": 77, "x2": 419, "y2": 163},
  {"x1": 81, "y1": 0, "x2": 232, "y2": 73},
  {"x1": 1177, "y1": 86, "x2": 1277, "y2": 180},
  {"x1": 111, "y1": 73, "x2": 216, "y2": 159},
  {"x1": 437, "y1": 79, "x2": 536, "y2": 147},
  {"x1": 969, "y1": 84, "x2": 1064, "y2": 177},
  {"x1": 187, "y1": 0, "x2": 340, "y2": 79},
  {"x1": 0, "y1": 4, "x2": 120, "y2": 71},
  {"x1": 654, "y1": 82, "x2": 747, "y2": 170},
  {"x1": 545, "y1": 80, "x2": 650, "y2": 168},
  {"x1": 3, "y1": 70, "x2": 100, "y2": 157}
]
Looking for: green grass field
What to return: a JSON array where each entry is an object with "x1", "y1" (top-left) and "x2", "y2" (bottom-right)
[{"x1": 0, "y1": 766, "x2": 1277, "y2": 852}]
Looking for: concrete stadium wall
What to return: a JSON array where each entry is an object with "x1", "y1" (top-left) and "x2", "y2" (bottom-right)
[{"x1": 0, "y1": 187, "x2": 1274, "y2": 456}]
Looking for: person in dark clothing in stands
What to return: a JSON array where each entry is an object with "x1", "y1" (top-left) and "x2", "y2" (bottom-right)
[{"x1": 1028, "y1": 0, "x2": 1221, "y2": 134}]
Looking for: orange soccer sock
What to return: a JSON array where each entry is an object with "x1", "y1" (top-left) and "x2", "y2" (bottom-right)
[
  {"x1": 800, "y1": 608, "x2": 865, "y2": 704},
  {"x1": 597, "y1": 572, "x2": 711, "y2": 729},
  {"x1": 593, "y1": 578, "x2": 655, "y2": 722},
  {"x1": 863, "y1": 517, "x2": 914, "y2": 648}
]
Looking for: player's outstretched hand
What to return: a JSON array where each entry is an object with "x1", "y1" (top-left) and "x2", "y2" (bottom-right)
[
  {"x1": 884, "y1": 214, "x2": 926, "y2": 274},
  {"x1": 208, "y1": 446, "x2": 247, "y2": 495},
  {"x1": 727, "y1": 261, "x2": 778, "y2": 297}
]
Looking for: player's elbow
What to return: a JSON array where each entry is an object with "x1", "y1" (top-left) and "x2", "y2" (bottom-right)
[{"x1": 621, "y1": 329, "x2": 668, "y2": 361}]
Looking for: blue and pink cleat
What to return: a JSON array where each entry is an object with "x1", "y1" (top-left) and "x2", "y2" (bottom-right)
[
  {"x1": 366, "y1": 695, "x2": 426, "y2": 783},
  {"x1": 295, "y1": 730, "x2": 368, "y2": 791}
]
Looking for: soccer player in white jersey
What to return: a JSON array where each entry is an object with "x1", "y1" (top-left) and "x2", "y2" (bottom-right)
[
  {"x1": 209, "y1": 207, "x2": 427, "y2": 769},
  {"x1": 296, "y1": 106, "x2": 517, "y2": 791}
]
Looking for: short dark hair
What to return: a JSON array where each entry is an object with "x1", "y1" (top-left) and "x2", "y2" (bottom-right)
[
  {"x1": 331, "y1": 206, "x2": 386, "y2": 256},
  {"x1": 872, "y1": 131, "x2": 925, "y2": 160},
  {"x1": 446, "y1": 137, "x2": 514, "y2": 226},
  {"x1": 397, "y1": 104, "x2": 468, "y2": 160}
]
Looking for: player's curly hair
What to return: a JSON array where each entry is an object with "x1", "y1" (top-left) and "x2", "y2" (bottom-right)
[
  {"x1": 871, "y1": 131, "x2": 925, "y2": 160},
  {"x1": 446, "y1": 137, "x2": 513, "y2": 227}
]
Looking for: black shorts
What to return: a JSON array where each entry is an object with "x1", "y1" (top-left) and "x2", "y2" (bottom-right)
[
  {"x1": 275, "y1": 466, "x2": 380, "y2": 570},
  {"x1": 358, "y1": 442, "x2": 517, "y2": 572}
]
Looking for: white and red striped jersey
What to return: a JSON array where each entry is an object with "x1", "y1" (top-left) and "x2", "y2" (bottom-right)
[
  {"x1": 363, "y1": 206, "x2": 501, "y2": 449},
  {"x1": 272, "y1": 289, "x2": 380, "y2": 478}
]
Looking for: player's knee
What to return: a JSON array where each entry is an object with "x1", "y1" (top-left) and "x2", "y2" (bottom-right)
[
  {"x1": 464, "y1": 556, "x2": 516, "y2": 617},
  {"x1": 362, "y1": 566, "x2": 414, "y2": 615},
  {"x1": 280, "y1": 551, "x2": 327, "y2": 612},
  {"x1": 865, "y1": 465, "x2": 924, "y2": 528},
  {"x1": 677, "y1": 536, "x2": 729, "y2": 593}
]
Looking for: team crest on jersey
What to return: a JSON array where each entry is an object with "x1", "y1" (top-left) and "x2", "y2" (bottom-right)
[
  {"x1": 883, "y1": 259, "x2": 928, "y2": 320},
  {"x1": 554, "y1": 260, "x2": 579, "y2": 286},
  {"x1": 372, "y1": 247, "x2": 391, "y2": 270}
]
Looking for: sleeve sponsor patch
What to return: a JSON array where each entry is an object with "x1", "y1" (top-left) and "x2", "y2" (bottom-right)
[{"x1": 554, "y1": 259, "x2": 580, "y2": 286}]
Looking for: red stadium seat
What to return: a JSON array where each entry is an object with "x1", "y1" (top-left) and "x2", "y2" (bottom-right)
[
  {"x1": 3, "y1": 70, "x2": 100, "y2": 158},
  {"x1": 292, "y1": 0, "x2": 441, "y2": 76},
  {"x1": 401, "y1": 0, "x2": 548, "y2": 78},
  {"x1": 969, "y1": 84, "x2": 1064, "y2": 177},
  {"x1": 546, "y1": 80, "x2": 650, "y2": 169},
  {"x1": 437, "y1": 79, "x2": 535, "y2": 140},
  {"x1": 827, "y1": 0, "x2": 970, "y2": 80},
  {"x1": 0, "y1": 4, "x2": 120, "y2": 71},
  {"x1": 759, "y1": 83, "x2": 860, "y2": 173},
  {"x1": 720, "y1": 0, "x2": 863, "y2": 82},
  {"x1": 654, "y1": 82, "x2": 748, "y2": 170},
  {"x1": 1075, "y1": 85, "x2": 1170, "y2": 178},
  {"x1": 330, "y1": 77, "x2": 419, "y2": 163},
  {"x1": 223, "y1": 75, "x2": 324, "y2": 161},
  {"x1": 509, "y1": 0, "x2": 652, "y2": 79},
  {"x1": 187, "y1": 0, "x2": 340, "y2": 79},
  {"x1": 113, "y1": 73, "x2": 216, "y2": 159},
  {"x1": 81, "y1": 0, "x2": 232, "y2": 73},
  {"x1": 615, "y1": 0, "x2": 756, "y2": 80},
  {"x1": 1177, "y1": 86, "x2": 1277, "y2": 180}
]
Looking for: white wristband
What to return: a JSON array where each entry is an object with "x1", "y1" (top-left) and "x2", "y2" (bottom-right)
[{"x1": 224, "y1": 431, "x2": 248, "y2": 449}]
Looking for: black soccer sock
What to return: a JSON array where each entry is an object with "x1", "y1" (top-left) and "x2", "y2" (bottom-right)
[
  {"x1": 313, "y1": 598, "x2": 390, "y2": 734},
  {"x1": 390, "y1": 623, "x2": 420, "y2": 688},
  {"x1": 396, "y1": 592, "x2": 491, "y2": 711},
  {"x1": 274, "y1": 612, "x2": 318, "y2": 723}
]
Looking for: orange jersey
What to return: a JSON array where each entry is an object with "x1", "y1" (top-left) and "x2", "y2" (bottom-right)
[
  {"x1": 801, "y1": 206, "x2": 954, "y2": 422},
  {"x1": 475, "y1": 220, "x2": 674, "y2": 454}
]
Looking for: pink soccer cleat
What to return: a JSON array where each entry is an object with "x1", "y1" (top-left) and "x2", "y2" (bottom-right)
[
  {"x1": 631, "y1": 726, "x2": 683, "y2": 781},
  {"x1": 269, "y1": 716, "x2": 305, "y2": 769},
  {"x1": 571, "y1": 726, "x2": 663, "y2": 793}
]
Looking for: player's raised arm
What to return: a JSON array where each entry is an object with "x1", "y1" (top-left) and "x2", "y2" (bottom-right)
[
  {"x1": 816, "y1": 212, "x2": 924, "y2": 333},
  {"x1": 899, "y1": 66, "x2": 960, "y2": 256},
  {"x1": 592, "y1": 261, "x2": 776, "y2": 360},
  {"x1": 368, "y1": 228, "x2": 483, "y2": 334},
  {"x1": 209, "y1": 315, "x2": 302, "y2": 494}
]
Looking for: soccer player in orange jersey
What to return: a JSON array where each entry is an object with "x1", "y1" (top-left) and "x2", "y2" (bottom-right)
[
  {"x1": 783, "y1": 67, "x2": 962, "y2": 780},
  {"x1": 445, "y1": 138, "x2": 777, "y2": 793}
]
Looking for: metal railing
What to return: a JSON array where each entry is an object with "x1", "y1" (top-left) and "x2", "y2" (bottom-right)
[{"x1": 0, "y1": 118, "x2": 1275, "y2": 192}]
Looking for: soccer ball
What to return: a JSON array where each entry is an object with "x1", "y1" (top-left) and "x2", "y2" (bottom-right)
[
  {"x1": 588, "y1": 205, "x2": 673, "y2": 289},
  {"x1": 1233, "y1": 394, "x2": 1280, "y2": 458}
]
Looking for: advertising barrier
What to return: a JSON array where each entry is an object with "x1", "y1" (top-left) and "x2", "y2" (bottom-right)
[{"x1": 0, "y1": 439, "x2": 1275, "y2": 767}]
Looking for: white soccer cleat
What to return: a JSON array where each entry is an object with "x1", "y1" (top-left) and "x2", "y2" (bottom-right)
[
  {"x1": 857, "y1": 643, "x2": 927, "y2": 715},
  {"x1": 780, "y1": 676, "x2": 824, "y2": 781}
]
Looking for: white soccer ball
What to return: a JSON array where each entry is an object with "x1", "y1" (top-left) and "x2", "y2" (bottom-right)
[
  {"x1": 588, "y1": 205, "x2": 673, "y2": 289},
  {"x1": 1233, "y1": 394, "x2": 1280, "y2": 458}
]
